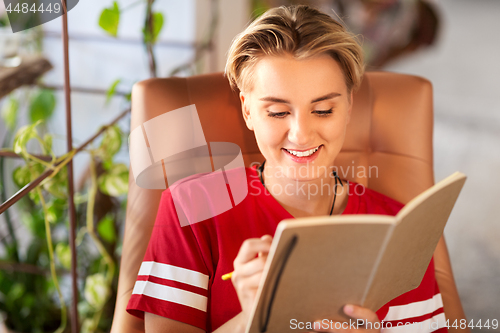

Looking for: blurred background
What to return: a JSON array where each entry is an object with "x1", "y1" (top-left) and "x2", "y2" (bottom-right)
[{"x1": 0, "y1": 0, "x2": 498, "y2": 332}]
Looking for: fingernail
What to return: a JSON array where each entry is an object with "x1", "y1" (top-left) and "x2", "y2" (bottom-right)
[{"x1": 344, "y1": 304, "x2": 354, "y2": 314}]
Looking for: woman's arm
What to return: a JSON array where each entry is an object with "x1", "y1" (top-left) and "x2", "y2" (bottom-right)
[
  {"x1": 145, "y1": 312, "x2": 248, "y2": 333},
  {"x1": 145, "y1": 313, "x2": 205, "y2": 333},
  {"x1": 144, "y1": 235, "x2": 273, "y2": 333},
  {"x1": 434, "y1": 235, "x2": 470, "y2": 333}
]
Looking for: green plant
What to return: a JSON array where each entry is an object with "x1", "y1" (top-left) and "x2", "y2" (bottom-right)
[
  {"x1": 1, "y1": 94, "x2": 128, "y2": 332},
  {"x1": 98, "y1": 0, "x2": 164, "y2": 78},
  {"x1": 1, "y1": 89, "x2": 68, "y2": 333},
  {"x1": 1, "y1": 1, "x2": 219, "y2": 332},
  {"x1": 0, "y1": 84, "x2": 129, "y2": 333}
]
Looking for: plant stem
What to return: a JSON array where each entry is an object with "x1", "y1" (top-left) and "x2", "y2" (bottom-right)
[
  {"x1": 37, "y1": 187, "x2": 67, "y2": 333},
  {"x1": 0, "y1": 133, "x2": 19, "y2": 262},
  {"x1": 24, "y1": 152, "x2": 54, "y2": 169},
  {"x1": 86, "y1": 153, "x2": 116, "y2": 329},
  {"x1": 39, "y1": 150, "x2": 76, "y2": 187},
  {"x1": 0, "y1": 109, "x2": 130, "y2": 215},
  {"x1": 144, "y1": 0, "x2": 157, "y2": 77}
]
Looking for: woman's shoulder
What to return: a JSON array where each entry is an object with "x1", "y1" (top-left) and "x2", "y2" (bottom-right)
[
  {"x1": 345, "y1": 181, "x2": 404, "y2": 217},
  {"x1": 159, "y1": 166, "x2": 258, "y2": 202},
  {"x1": 156, "y1": 166, "x2": 266, "y2": 225}
]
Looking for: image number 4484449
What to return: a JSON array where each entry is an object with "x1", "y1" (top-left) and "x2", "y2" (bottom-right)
[{"x1": 3, "y1": 0, "x2": 79, "y2": 33}]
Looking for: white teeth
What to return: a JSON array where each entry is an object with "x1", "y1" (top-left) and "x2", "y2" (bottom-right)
[{"x1": 285, "y1": 146, "x2": 319, "y2": 157}]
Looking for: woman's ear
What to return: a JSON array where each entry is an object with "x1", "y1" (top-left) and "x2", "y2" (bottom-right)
[{"x1": 240, "y1": 92, "x2": 254, "y2": 131}]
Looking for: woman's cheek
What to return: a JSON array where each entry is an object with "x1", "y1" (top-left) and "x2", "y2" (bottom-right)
[{"x1": 257, "y1": 121, "x2": 285, "y2": 145}]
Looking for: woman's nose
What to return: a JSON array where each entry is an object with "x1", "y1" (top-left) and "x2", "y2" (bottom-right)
[{"x1": 287, "y1": 114, "x2": 313, "y2": 147}]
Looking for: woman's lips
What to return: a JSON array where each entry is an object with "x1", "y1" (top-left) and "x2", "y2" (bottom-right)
[{"x1": 282, "y1": 145, "x2": 322, "y2": 163}]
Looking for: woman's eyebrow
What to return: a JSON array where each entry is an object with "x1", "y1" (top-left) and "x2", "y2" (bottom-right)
[
  {"x1": 259, "y1": 92, "x2": 341, "y2": 104},
  {"x1": 259, "y1": 96, "x2": 290, "y2": 104},
  {"x1": 311, "y1": 92, "x2": 341, "y2": 103}
]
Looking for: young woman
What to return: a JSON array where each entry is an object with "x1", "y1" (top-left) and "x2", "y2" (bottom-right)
[{"x1": 127, "y1": 5, "x2": 464, "y2": 333}]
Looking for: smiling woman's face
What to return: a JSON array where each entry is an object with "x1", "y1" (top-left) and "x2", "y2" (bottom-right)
[{"x1": 240, "y1": 53, "x2": 353, "y2": 182}]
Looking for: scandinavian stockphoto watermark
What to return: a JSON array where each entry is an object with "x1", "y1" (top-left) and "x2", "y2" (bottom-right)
[
  {"x1": 3, "y1": 0, "x2": 79, "y2": 32},
  {"x1": 249, "y1": 161, "x2": 378, "y2": 199},
  {"x1": 252, "y1": 162, "x2": 379, "y2": 181}
]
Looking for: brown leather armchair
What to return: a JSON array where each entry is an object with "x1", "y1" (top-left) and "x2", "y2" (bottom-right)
[{"x1": 110, "y1": 72, "x2": 467, "y2": 333}]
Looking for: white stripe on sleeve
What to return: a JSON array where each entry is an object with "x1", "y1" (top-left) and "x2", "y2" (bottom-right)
[
  {"x1": 383, "y1": 294, "x2": 444, "y2": 321},
  {"x1": 132, "y1": 280, "x2": 208, "y2": 312},
  {"x1": 138, "y1": 261, "x2": 209, "y2": 289}
]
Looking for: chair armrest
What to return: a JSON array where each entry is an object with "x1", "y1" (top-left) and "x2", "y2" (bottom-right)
[{"x1": 434, "y1": 235, "x2": 470, "y2": 333}]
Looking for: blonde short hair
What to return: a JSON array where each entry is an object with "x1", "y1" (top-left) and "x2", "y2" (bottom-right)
[{"x1": 225, "y1": 5, "x2": 364, "y2": 93}]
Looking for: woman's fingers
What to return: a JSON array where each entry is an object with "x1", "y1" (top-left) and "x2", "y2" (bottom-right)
[
  {"x1": 234, "y1": 235, "x2": 272, "y2": 266},
  {"x1": 258, "y1": 235, "x2": 272, "y2": 257},
  {"x1": 232, "y1": 235, "x2": 272, "y2": 286},
  {"x1": 232, "y1": 271, "x2": 263, "y2": 291},
  {"x1": 231, "y1": 235, "x2": 273, "y2": 319},
  {"x1": 343, "y1": 305, "x2": 379, "y2": 325},
  {"x1": 311, "y1": 305, "x2": 381, "y2": 333},
  {"x1": 234, "y1": 256, "x2": 267, "y2": 277}
]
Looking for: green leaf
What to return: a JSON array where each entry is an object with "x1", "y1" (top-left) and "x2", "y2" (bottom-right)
[
  {"x1": 0, "y1": 15, "x2": 9, "y2": 28},
  {"x1": 1, "y1": 96, "x2": 19, "y2": 131},
  {"x1": 97, "y1": 214, "x2": 116, "y2": 243},
  {"x1": 8, "y1": 283, "x2": 25, "y2": 301},
  {"x1": 98, "y1": 163, "x2": 129, "y2": 197},
  {"x1": 99, "y1": 125, "x2": 122, "y2": 160},
  {"x1": 21, "y1": 210, "x2": 46, "y2": 238},
  {"x1": 13, "y1": 162, "x2": 44, "y2": 188},
  {"x1": 102, "y1": 158, "x2": 113, "y2": 171},
  {"x1": 28, "y1": 190, "x2": 41, "y2": 204},
  {"x1": 13, "y1": 162, "x2": 44, "y2": 203},
  {"x1": 142, "y1": 12, "x2": 164, "y2": 44},
  {"x1": 81, "y1": 318, "x2": 95, "y2": 333},
  {"x1": 43, "y1": 168, "x2": 67, "y2": 199},
  {"x1": 43, "y1": 133, "x2": 53, "y2": 152},
  {"x1": 77, "y1": 301, "x2": 93, "y2": 318},
  {"x1": 13, "y1": 122, "x2": 40, "y2": 155},
  {"x1": 106, "y1": 79, "x2": 121, "y2": 105},
  {"x1": 29, "y1": 90, "x2": 56, "y2": 124},
  {"x1": 84, "y1": 273, "x2": 110, "y2": 309},
  {"x1": 99, "y1": 1, "x2": 120, "y2": 37},
  {"x1": 13, "y1": 165, "x2": 31, "y2": 188},
  {"x1": 55, "y1": 243, "x2": 71, "y2": 269},
  {"x1": 151, "y1": 12, "x2": 164, "y2": 43},
  {"x1": 46, "y1": 198, "x2": 66, "y2": 224}
]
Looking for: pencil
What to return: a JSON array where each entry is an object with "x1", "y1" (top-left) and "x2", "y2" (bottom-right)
[{"x1": 221, "y1": 272, "x2": 233, "y2": 281}]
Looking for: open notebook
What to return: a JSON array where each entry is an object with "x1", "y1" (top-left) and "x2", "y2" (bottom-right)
[{"x1": 246, "y1": 172, "x2": 466, "y2": 333}]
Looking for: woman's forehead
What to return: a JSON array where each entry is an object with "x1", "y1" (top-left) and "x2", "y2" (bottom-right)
[{"x1": 250, "y1": 54, "x2": 348, "y2": 99}]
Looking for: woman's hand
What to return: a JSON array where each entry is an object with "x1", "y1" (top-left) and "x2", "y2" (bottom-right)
[
  {"x1": 311, "y1": 305, "x2": 381, "y2": 333},
  {"x1": 231, "y1": 235, "x2": 273, "y2": 325}
]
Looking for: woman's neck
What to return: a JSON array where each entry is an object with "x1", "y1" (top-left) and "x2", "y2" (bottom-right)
[{"x1": 261, "y1": 164, "x2": 349, "y2": 218}]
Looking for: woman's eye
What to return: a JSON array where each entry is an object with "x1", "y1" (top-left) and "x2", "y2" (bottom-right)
[
  {"x1": 267, "y1": 111, "x2": 289, "y2": 118},
  {"x1": 314, "y1": 109, "x2": 333, "y2": 117},
  {"x1": 267, "y1": 109, "x2": 333, "y2": 118}
]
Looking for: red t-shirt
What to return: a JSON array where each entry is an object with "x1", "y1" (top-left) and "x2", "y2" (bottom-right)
[{"x1": 127, "y1": 167, "x2": 448, "y2": 333}]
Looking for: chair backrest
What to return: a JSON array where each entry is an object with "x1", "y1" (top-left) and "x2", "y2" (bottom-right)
[{"x1": 110, "y1": 72, "x2": 434, "y2": 333}]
